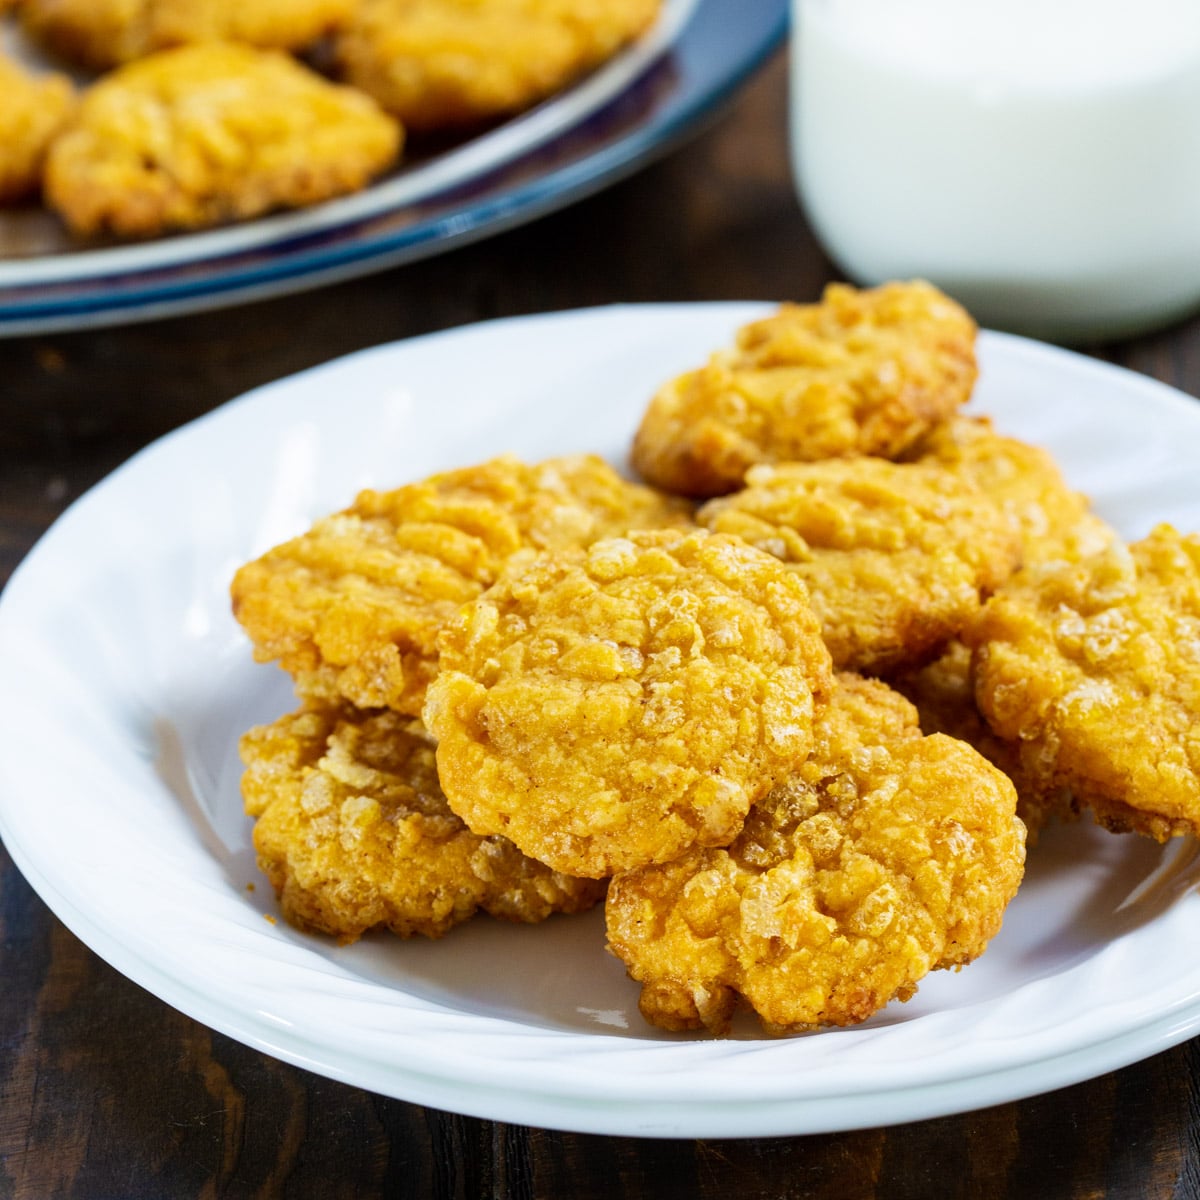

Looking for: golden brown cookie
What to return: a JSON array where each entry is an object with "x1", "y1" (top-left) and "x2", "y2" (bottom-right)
[
  {"x1": 423, "y1": 529, "x2": 835, "y2": 879},
  {"x1": 907, "y1": 415, "x2": 1116, "y2": 566},
  {"x1": 336, "y1": 0, "x2": 661, "y2": 132},
  {"x1": 20, "y1": 0, "x2": 353, "y2": 69},
  {"x1": 605, "y1": 674, "x2": 1026, "y2": 1035},
  {"x1": 0, "y1": 52, "x2": 75, "y2": 204},
  {"x1": 242, "y1": 704, "x2": 604, "y2": 942},
  {"x1": 45, "y1": 43, "x2": 401, "y2": 238},
  {"x1": 698, "y1": 457, "x2": 1020, "y2": 674},
  {"x1": 892, "y1": 418, "x2": 1114, "y2": 839},
  {"x1": 631, "y1": 281, "x2": 977, "y2": 497},
  {"x1": 231, "y1": 454, "x2": 693, "y2": 717},
  {"x1": 968, "y1": 524, "x2": 1200, "y2": 842}
]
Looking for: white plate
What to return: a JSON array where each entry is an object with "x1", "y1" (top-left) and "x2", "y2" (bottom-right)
[
  {"x1": 3, "y1": 304, "x2": 1200, "y2": 1139},
  {"x1": 0, "y1": 1, "x2": 785, "y2": 334}
]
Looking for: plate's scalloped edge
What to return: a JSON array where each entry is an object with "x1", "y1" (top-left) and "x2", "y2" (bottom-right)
[
  {"x1": 3, "y1": 308, "x2": 1200, "y2": 1137},
  {"x1": 0, "y1": 0, "x2": 789, "y2": 334}
]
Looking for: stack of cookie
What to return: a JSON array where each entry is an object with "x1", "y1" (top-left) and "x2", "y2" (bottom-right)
[{"x1": 242, "y1": 280, "x2": 1200, "y2": 1035}]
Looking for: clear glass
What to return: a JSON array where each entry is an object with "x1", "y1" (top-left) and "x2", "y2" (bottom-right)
[{"x1": 790, "y1": 0, "x2": 1200, "y2": 341}]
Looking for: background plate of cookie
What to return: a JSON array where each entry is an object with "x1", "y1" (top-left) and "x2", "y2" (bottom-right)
[
  {"x1": 2, "y1": 304, "x2": 1200, "y2": 1137},
  {"x1": 0, "y1": 0, "x2": 784, "y2": 335}
]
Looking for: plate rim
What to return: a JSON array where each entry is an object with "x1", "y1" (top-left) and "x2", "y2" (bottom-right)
[
  {"x1": 7, "y1": 831, "x2": 1200, "y2": 1139},
  {"x1": 0, "y1": 0, "x2": 788, "y2": 334},
  {"x1": 4, "y1": 303, "x2": 1200, "y2": 1138},
  {"x1": 0, "y1": 0, "x2": 703, "y2": 288}
]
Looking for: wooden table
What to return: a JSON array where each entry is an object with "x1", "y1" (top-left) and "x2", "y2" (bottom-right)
[{"x1": 4, "y1": 52, "x2": 1200, "y2": 1199}]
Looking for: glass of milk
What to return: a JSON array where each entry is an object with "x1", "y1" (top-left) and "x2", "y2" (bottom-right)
[{"x1": 790, "y1": 0, "x2": 1200, "y2": 340}]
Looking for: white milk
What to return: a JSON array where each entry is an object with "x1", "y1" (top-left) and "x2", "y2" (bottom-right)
[{"x1": 790, "y1": 0, "x2": 1200, "y2": 339}]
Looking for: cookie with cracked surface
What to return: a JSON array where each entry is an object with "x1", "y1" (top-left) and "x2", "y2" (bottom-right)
[
  {"x1": 336, "y1": 0, "x2": 661, "y2": 132},
  {"x1": 45, "y1": 43, "x2": 401, "y2": 238},
  {"x1": 968, "y1": 524, "x2": 1200, "y2": 842},
  {"x1": 19, "y1": 0, "x2": 353, "y2": 69},
  {"x1": 698, "y1": 457, "x2": 1020, "y2": 674},
  {"x1": 231, "y1": 454, "x2": 693, "y2": 717},
  {"x1": 242, "y1": 704, "x2": 604, "y2": 942},
  {"x1": 631, "y1": 281, "x2": 977, "y2": 497},
  {"x1": 423, "y1": 529, "x2": 835, "y2": 878},
  {"x1": 906, "y1": 415, "x2": 1116, "y2": 566},
  {"x1": 605, "y1": 674, "x2": 1026, "y2": 1034}
]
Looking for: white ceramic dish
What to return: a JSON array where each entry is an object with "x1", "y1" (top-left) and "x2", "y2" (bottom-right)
[
  {"x1": 3, "y1": 304, "x2": 1200, "y2": 1138},
  {"x1": 0, "y1": 0, "x2": 785, "y2": 334}
]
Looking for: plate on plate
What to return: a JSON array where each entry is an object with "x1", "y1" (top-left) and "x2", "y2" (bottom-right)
[
  {"x1": 3, "y1": 304, "x2": 1200, "y2": 1139},
  {"x1": 0, "y1": 0, "x2": 785, "y2": 336}
]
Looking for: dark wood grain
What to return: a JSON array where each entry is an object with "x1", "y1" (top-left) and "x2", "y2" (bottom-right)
[{"x1": 4, "y1": 50, "x2": 1200, "y2": 1200}]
